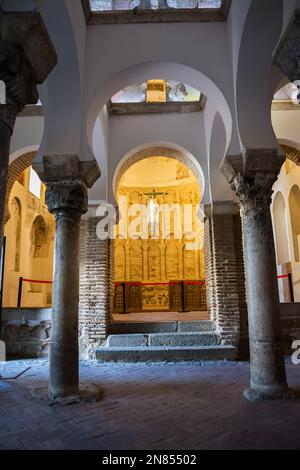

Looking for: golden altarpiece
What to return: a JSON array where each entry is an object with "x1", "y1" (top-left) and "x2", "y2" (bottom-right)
[{"x1": 113, "y1": 158, "x2": 207, "y2": 313}]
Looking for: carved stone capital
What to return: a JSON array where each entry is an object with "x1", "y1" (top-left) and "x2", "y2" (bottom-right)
[
  {"x1": 34, "y1": 154, "x2": 100, "y2": 186},
  {"x1": 221, "y1": 149, "x2": 285, "y2": 216},
  {"x1": 35, "y1": 155, "x2": 100, "y2": 217},
  {"x1": 0, "y1": 9, "x2": 57, "y2": 131},
  {"x1": 46, "y1": 182, "x2": 88, "y2": 217},
  {"x1": 0, "y1": 40, "x2": 37, "y2": 131}
]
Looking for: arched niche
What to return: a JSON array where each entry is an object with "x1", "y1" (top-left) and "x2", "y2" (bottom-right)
[
  {"x1": 288, "y1": 185, "x2": 300, "y2": 262},
  {"x1": 30, "y1": 216, "x2": 49, "y2": 291},
  {"x1": 272, "y1": 191, "x2": 290, "y2": 265}
]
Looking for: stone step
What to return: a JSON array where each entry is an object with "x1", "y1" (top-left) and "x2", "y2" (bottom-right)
[
  {"x1": 109, "y1": 320, "x2": 216, "y2": 335},
  {"x1": 107, "y1": 332, "x2": 219, "y2": 348},
  {"x1": 96, "y1": 345, "x2": 236, "y2": 363}
]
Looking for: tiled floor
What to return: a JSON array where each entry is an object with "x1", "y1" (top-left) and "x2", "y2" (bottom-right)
[{"x1": 0, "y1": 359, "x2": 300, "y2": 450}]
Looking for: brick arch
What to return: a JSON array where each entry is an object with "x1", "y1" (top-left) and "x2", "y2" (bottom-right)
[
  {"x1": 5, "y1": 151, "x2": 36, "y2": 225},
  {"x1": 113, "y1": 146, "x2": 205, "y2": 199},
  {"x1": 280, "y1": 144, "x2": 300, "y2": 166}
]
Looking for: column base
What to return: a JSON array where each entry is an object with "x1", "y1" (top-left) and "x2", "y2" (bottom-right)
[
  {"x1": 243, "y1": 387, "x2": 300, "y2": 402},
  {"x1": 31, "y1": 383, "x2": 104, "y2": 404}
]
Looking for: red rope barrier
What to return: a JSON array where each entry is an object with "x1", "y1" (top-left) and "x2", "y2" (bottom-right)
[
  {"x1": 22, "y1": 278, "x2": 53, "y2": 285},
  {"x1": 114, "y1": 280, "x2": 206, "y2": 286},
  {"x1": 277, "y1": 274, "x2": 289, "y2": 280}
]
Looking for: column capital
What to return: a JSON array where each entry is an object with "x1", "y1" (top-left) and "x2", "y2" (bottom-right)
[
  {"x1": 35, "y1": 155, "x2": 100, "y2": 216},
  {"x1": 0, "y1": 9, "x2": 57, "y2": 130},
  {"x1": 221, "y1": 149, "x2": 285, "y2": 215},
  {"x1": 0, "y1": 40, "x2": 37, "y2": 131},
  {"x1": 46, "y1": 182, "x2": 88, "y2": 216}
]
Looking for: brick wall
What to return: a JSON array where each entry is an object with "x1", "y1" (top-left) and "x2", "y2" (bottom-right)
[
  {"x1": 204, "y1": 213, "x2": 217, "y2": 322},
  {"x1": 204, "y1": 203, "x2": 248, "y2": 349},
  {"x1": 233, "y1": 212, "x2": 249, "y2": 357},
  {"x1": 79, "y1": 217, "x2": 111, "y2": 358}
]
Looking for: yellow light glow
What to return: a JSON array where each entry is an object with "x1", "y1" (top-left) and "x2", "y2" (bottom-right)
[{"x1": 146, "y1": 79, "x2": 167, "y2": 103}]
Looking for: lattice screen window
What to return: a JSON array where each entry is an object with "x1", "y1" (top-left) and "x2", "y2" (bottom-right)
[
  {"x1": 146, "y1": 80, "x2": 167, "y2": 103},
  {"x1": 89, "y1": 1, "x2": 222, "y2": 11}
]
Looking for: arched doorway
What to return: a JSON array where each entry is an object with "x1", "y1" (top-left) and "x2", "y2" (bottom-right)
[{"x1": 112, "y1": 148, "x2": 207, "y2": 321}]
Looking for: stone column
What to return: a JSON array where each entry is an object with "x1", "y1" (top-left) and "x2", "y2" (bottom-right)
[
  {"x1": 47, "y1": 182, "x2": 86, "y2": 398},
  {"x1": 0, "y1": 10, "x2": 57, "y2": 250},
  {"x1": 222, "y1": 149, "x2": 294, "y2": 401},
  {"x1": 36, "y1": 155, "x2": 100, "y2": 401}
]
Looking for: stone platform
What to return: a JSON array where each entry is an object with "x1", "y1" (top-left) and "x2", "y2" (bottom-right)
[{"x1": 97, "y1": 320, "x2": 236, "y2": 362}]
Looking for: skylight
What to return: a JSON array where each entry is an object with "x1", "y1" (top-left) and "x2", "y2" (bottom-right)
[
  {"x1": 83, "y1": 0, "x2": 230, "y2": 23},
  {"x1": 111, "y1": 80, "x2": 201, "y2": 104},
  {"x1": 89, "y1": 1, "x2": 222, "y2": 11}
]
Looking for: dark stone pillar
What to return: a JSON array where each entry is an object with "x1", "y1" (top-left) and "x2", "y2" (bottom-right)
[
  {"x1": 222, "y1": 149, "x2": 295, "y2": 401},
  {"x1": 46, "y1": 181, "x2": 87, "y2": 399},
  {"x1": 35, "y1": 155, "x2": 101, "y2": 401}
]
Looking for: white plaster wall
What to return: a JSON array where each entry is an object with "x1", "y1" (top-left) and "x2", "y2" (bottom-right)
[
  {"x1": 227, "y1": 0, "x2": 252, "y2": 86},
  {"x1": 10, "y1": 115, "x2": 44, "y2": 164},
  {"x1": 272, "y1": 109, "x2": 300, "y2": 149},
  {"x1": 89, "y1": 107, "x2": 109, "y2": 202},
  {"x1": 235, "y1": 0, "x2": 284, "y2": 149},
  {"x1": 209, "y1": 112, "x2": 234, "y2": 202},
  {"x1": 84, "y1": 21, "x2": 239, "y2": 159},
  {"x1": 65, "y1": 0, "x2": 87, "y2": 97},
  {"x1": 35, "y1": 0, "x2": 85, "y2": 160},
  {"x1": 107, "y1": 111, "x2": 208, "y2": 204}
]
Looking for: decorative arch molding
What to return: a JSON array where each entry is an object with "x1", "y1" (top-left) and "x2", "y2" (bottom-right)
[
  {"x1": 113, "y1": 145, "x2": 205, "y2": 200},
  {"x1": 5, "y1": 151, "x2": 36, "y2": 225}
]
